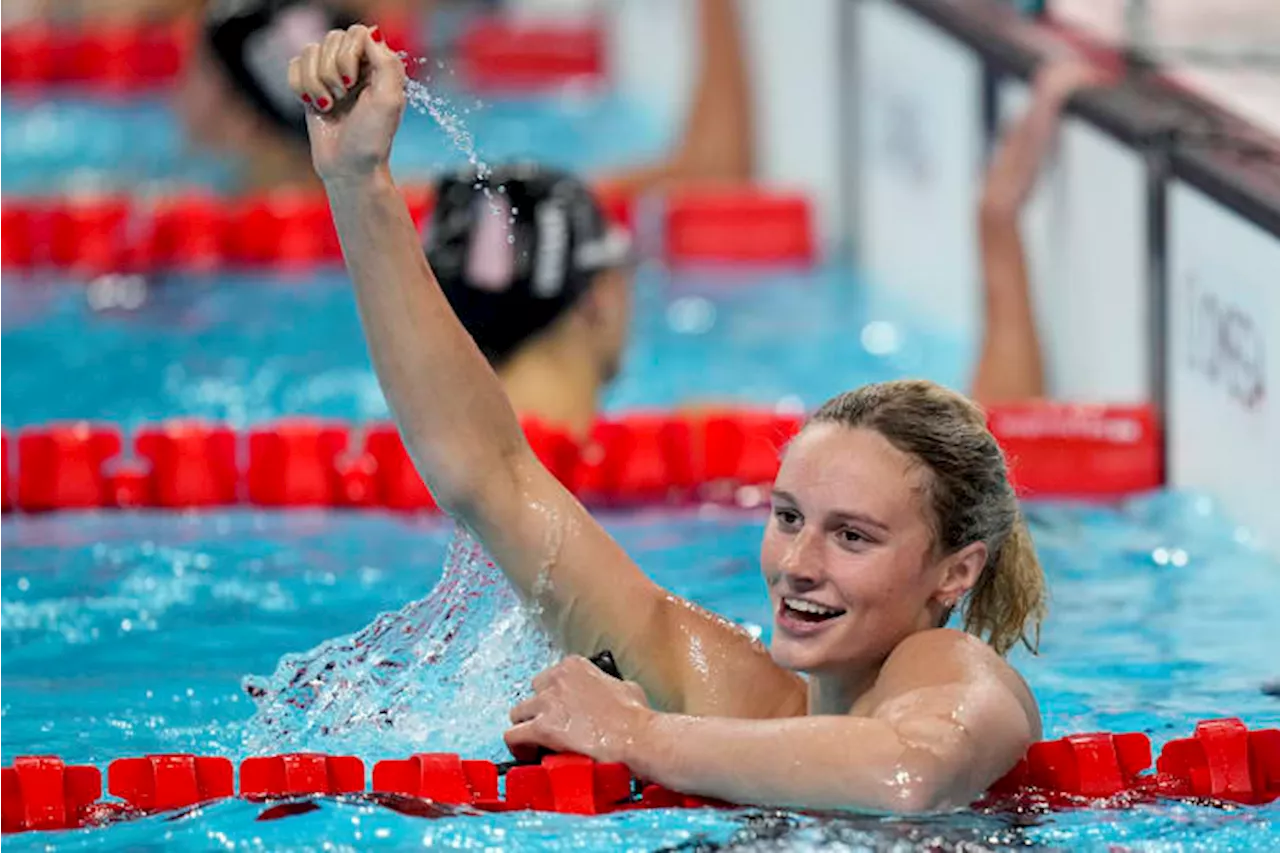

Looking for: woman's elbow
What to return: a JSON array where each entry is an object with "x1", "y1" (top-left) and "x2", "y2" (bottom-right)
[
  {"x1": 880, "y1": 776, "x2": 955, "y2": 815},
  {"x1": 864, "y1": 751, "x2": 967, "y2": 815}
]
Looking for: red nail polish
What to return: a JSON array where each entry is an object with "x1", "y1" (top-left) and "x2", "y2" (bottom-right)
[
  {"x1": 317, "y1": 97, "x2": 330, "y2": 110},
  {"x1": 342, "y1": 75, "x2": 353, "y2": 86},
  {"x1": 370, "y1": 27, "x2": 383, "y2": 43},
  {"x1": 301, "y1": 93, "x2": 312, "y2": 104}
]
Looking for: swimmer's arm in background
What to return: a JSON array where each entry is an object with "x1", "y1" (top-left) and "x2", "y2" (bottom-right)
[
  {"x1": 596, "y1": 0, "x2": 754, "y2": 196},
  {"x1": 289, "y1": 26, "x2": 795, "y2": 719},
  {"x1": 509, "y1": 632, "x2": 1035, "y2": 813},
  {"x1": 970, "y1": 57, "x2": 1115, "y2": 405}
]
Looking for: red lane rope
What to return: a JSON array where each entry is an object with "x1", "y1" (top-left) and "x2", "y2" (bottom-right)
[
  {"x1": 0, "y1": 14, "x2": 603, "y2": 95},
  {"x1": 2, "y1": 717, "x2": 1276, "y2": 833},
  {"x1": 0, "y1": 184, "x2": 820, "y2": 274},
  {"x1": 0, "y1": 403, "x2": 1161, "y2": 515}
]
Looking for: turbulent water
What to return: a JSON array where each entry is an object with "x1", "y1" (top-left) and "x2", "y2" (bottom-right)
[{"x1": 241, "y1": 526, "x2": 560, "y2": 761}]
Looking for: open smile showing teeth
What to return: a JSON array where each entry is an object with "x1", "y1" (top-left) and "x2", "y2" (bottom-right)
[{"x1": 781, "y1": 596, "x2": 846, "y2": 623}]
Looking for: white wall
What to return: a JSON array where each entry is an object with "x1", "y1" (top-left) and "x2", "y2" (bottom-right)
[
  {"x1": 998, "y1": 81, "x2": 1149, "y2": 403},
  {"x1": 851, "y1": 0, "x2": 985, "y2": 339},
  {"x1": 1167, "y1": 181, "x2": 1280, "y2": 549}
]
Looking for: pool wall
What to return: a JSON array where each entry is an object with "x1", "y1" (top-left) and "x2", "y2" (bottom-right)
[{"x1": 840, "y1": 0, "x2": 1280, "y2": 551}]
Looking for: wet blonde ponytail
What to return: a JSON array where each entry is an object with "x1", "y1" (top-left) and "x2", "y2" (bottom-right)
[{"x1": 963, "y1": 514, "x2": 1045, "y2": 655}]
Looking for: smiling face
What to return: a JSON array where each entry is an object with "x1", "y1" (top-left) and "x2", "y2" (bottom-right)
[{"x1": 761, "y1": 423, "x2": 975, "y2": 676}]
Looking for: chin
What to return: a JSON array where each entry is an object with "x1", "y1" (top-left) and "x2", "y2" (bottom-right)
[{"x1": 768, "y1": 636, "x2": 830, "y2": 674}]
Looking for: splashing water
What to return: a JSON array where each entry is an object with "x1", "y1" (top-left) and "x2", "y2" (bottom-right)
[
  {"x1": 403, "y1": 64, "x2": 512, "y2": 219},
  {"x1": 240, "y1": 526, "x2": 559, "y2": 761},
  {"x1": 404, "y1": 77, "x2": 489, "y2": 182}
]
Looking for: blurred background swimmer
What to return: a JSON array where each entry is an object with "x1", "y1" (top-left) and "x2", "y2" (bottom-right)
[
  {"x1": 178, "y1": 0, "x2": 362, "y2": 193},
  {"x1": 418, "y1": 0, "x2": 755, "y2": 434},
  {"x1": 971, "y1": 53, "x2": 1119, "y2": 405},
  {"x1": 426, "y1": 164, "x2": 636, "y2": 438},
  {"x1": 161, "y1": 0, "x2": 753, "y2": 196}
]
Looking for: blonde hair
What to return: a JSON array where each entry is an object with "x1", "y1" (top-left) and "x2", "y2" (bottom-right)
[{"x1": 808, "y1": 380, "x2": 1046, "y2": 655}]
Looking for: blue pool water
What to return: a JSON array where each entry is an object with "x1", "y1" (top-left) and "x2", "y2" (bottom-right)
[
  {"x1": 0, "y1": 91, "x2": 668, "y2": 197},
  {"x1": 3, "y1": 88, "x2": 1279, "y2": 852},
  {"x1": 1, "y1": 263, "x2": 963, "y2": 429},
  {"x1": 3, "y1": 498, "x2": 1279, "y2": 851}
]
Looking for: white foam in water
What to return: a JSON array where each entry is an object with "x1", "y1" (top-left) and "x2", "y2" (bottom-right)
[{"x1": 241, "y1": 526, "x2": 559, "y2": 761}]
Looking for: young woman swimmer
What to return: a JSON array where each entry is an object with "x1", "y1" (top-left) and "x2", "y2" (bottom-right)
[{"x1": 287, "y1": 26, "x2": 1047, "y2": 814}]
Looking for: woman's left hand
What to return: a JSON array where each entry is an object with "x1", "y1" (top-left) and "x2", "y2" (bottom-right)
[{"x1": 504, "y1": 656, "x2": 653, "y2": 765}]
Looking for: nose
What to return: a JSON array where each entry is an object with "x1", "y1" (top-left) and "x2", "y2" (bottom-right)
[{"x1": 778, "y1": 526, "x2": 823, "y2": 591}]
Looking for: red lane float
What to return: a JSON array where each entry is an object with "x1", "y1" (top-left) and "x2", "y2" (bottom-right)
[
  {"x1": 0, "y1": 403, "x2": 1165, "y2": 515},
  {"x1": 2, "y1": 432, "x2": 12, "y2": 513},
  {"x1": 1, "y1": 757, "x2": 101, "y2": 834},
  {"x1": 457, "y1": 19, "x2": 605, "y2": 92},
  {"x1": 146, "y1": 193, "x2": 229, "y2": 274},
  {"x1": 664, "y1": 190, "x2": 816, "y2": 265},
  {"x1": 363, "y1": 426, "x2": 439, "y2": 511},
  {"x1": 3, "y1": 719, "x2": 1274, "y2": 834},
  {"x1": 1, "y1": 204, "x2": 38, "y2": 269},
  {"x1": 16, "y1": 424, "x2": 122, "y2": 512},
  {"x1": 701, "y1": 410, "x2": 804, "y2": 497},
  {"x1": 108, "y1": 755, "x2": 233, "y2": 812},
  {"x1": 1157, "y1": 718, "x2": 1280, "y2": 804},
  {"x1": 988, "y1": 402, "x2": 1162, "y2": 498},
  {"x1": 135, "y1": 422, "x2": 239, "y2": 508},
  {"x1": 576, "y1": 414, "x2": 697, "y2": 505},
  {"x1": 0, "y1": 180, "x2": 643, "y2": 274},
  {"x1": 0, "y1": 22, "x2": 192, "y2": 92},
  {"x1": 373, "y1": 753, "x2": 498, "y2": 806},
  {"x1": 989, "y1": 731, "x2": 1156, "y2": 801},
  {"x1": 240, "y1": 754, "x2": 364, "y2": 798},
  {"x1": 247, "y1": 420, "x2": 349, "y2": 507}
]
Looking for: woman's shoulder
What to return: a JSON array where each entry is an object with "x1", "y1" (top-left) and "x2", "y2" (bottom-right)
[{"x1": 871, "y1": 628, "x2": 1042, "y2": 738}]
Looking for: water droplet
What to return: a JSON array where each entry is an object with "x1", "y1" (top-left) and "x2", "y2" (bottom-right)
[{"x1": 17, "y1": 577, "x2": 29, "y2": 592}]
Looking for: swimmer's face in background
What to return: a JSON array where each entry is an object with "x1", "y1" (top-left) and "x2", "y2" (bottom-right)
[
  {"x1": 760, "y1": 423, "x2": 957, "y2": 675},
  {"x1": 584, "y1": 265, "x2": 635, "y2": 383},
  {"x1": 175, "y1": 43, "x2": 267, "y2": 160}
]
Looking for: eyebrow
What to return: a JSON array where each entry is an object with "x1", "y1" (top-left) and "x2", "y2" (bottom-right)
[{"x1": 770, "y1": 489, "x2": 891, "y2": 533}]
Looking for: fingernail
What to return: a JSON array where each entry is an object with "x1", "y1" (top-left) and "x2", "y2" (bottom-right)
[
  {"x1": 317, "y1": 97, "x2": 330, "y2": 110},
  {"x1": 370, "y1": 27, "x2": 383, "y2": 43},
  {"x1": 342, "y1": 75, "x2": 353, "y2": 86},
  {"x1": 301, "y1": 93, "x2": 312, "y2": 104}
]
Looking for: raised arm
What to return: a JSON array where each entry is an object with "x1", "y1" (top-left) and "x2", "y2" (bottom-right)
[
  {"x1": 971, "y1": 58, "x2": 1115, "y2": 404},
  {"x1": 506, "y1": 631, "x2": 1037, "y2": 812},
  {"x1": 286, "y1": 26, "x2": 798, "y2": 716}
]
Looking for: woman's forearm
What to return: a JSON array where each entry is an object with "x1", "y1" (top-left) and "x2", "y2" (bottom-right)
[
  {"x1": 324, "y1": 167, "x2": 529, "y2": 512},
  {"x1": 625, "y1": 713, "x2": 958, "y2": 814}
]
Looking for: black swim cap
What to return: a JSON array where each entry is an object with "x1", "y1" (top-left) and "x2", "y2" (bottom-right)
[
  {"x1": 427, "y1": 163, "x2": 634, "y2": 366},
  {"x1": 204, "y1": 0, "x2": 357, "y2": 141}
]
